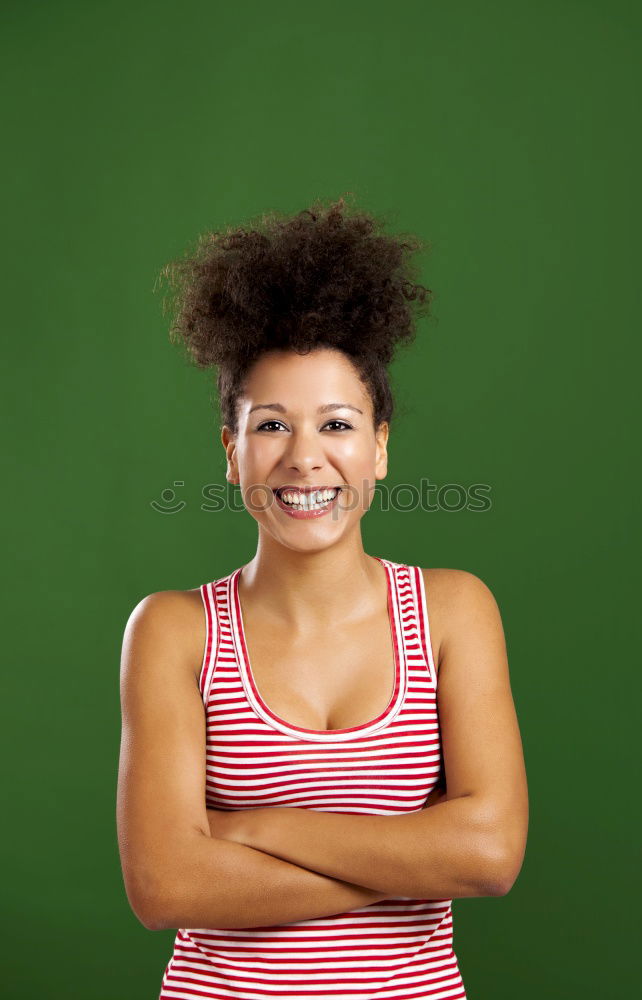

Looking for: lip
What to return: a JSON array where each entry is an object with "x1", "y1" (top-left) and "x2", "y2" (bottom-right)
[
  {"x1": 273, "y1": 484, "x2": 342, "y2": 494},
  {"x1": 273, "y1": 486, "x2": 342, "y2": 520}
]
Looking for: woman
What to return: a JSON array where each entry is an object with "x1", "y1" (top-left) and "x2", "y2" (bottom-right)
[{"x1": 117, "y1": 195, "x2": 529, "y2": 1000}]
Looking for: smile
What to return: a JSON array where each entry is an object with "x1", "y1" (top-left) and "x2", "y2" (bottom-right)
[{"x1": 273, "y1": 486, "x2": 343, "y2": 519}]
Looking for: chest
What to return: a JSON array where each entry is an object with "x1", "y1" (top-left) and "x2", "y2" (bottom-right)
[
  {"x1": 201, "y1": 569, "x2": 444, "y2": 814},
  {"x1": 241, "y1": 612, "x2": 398, "y2": 732}
]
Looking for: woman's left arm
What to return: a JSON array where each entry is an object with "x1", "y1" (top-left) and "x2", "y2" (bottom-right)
[{"x1": 215, "y1": 570, "x2": 529, "y2": 900}]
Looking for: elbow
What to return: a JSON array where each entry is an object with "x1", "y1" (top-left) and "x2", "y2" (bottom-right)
[
  {"x1": 493, "y1": 854, "x2": 526, "y2": 897},
  {"x1": 483, "y1": 872, "x2": 515, "y2": 898},
  {"x1": 133, "y1": 830, "x2": 213, "y2": 931},
  {"x1": 486, "y1": 869, "x2": 519, "y2": 898},
  {"x1": 140, "y1": 909, "x2": 166, "y2": 933},
  {"x1": 139, "y1": 883, "x2": 185, "y2": 932},
  {"x1": 124, "y1": 866, "x2": 180, "y2": 932},
  {"x1": 480, "y1": 837, "x2": 526, "y2": 898},
  {"x1": 468, "y1": 796, "x2": 528, "y2": 898},
  {"x1": 138, "y1": 875, "x2": 185, "y2": 932},
  {"x1": 125, "y1": 880, "x2": 167, "y2": 932},
  {"x1": 139, "y1": 886, "x2": 170, "y2": 931},
  {"x1": 122, "y1": 827, "x2": 211, "y2": 932}
]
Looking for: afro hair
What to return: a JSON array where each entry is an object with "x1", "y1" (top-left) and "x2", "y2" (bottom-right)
[{"x1": 158, "y1": 193, "x2": 434, "y2": 433}]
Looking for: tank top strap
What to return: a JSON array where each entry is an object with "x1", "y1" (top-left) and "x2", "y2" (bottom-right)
[
  {"x1": 410, "y1": 563, "x2": 439, "y2": 688},
  {"x1": 381, "y1": 559, "x2": 438, "y2": 689},
  {"x1": 198, "y1": 575, "x2": 227, "y2": 703}
]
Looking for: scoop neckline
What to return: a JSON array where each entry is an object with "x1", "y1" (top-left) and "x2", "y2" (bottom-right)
[{"x1": 231, "y1": 556, "x2": 405, "y2": 742}]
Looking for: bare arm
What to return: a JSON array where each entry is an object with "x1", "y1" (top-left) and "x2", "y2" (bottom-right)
[
  {"x1": 210, "y1": 797, "x2": 495, "y2": 900},
  {"x1": 208, "y1": 572, "x2": 528, "y2": 900},
  {"x1": 151, "y1": 792, "x2": 448, "y2": 930},
  {"x1": 166, "y1": 830, "x2": 390, "y2": 930},
  {"x1": 193, "y1": 784, "x2": 448, "y2": 929},
  {"x1": 117, "y1": 591, "x2": 394, "y2": 933}
]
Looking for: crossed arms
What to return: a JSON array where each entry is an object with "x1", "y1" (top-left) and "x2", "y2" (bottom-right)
[{"x1": 117, "y1": 571, "x2": 528, "y2": 931}]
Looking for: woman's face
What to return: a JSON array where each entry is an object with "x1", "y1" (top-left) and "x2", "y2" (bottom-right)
[{"x1": 221, "y1": 347, "x2": 389, "y2": 552}]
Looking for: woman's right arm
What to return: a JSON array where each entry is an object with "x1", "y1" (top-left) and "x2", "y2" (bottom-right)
[{"x1": 116, "y1": 590, "x2": 388, "y2": 932}]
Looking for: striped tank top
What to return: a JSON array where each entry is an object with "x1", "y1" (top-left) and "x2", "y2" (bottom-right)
[{"x1": 159, "y1": 557, "x2": 467, "y2": 999}]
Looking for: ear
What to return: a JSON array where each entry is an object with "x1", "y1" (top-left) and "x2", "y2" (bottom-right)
[
  {"x1": 374, "y1": 421, "x2": 389, "y2": 481},
  {"x1": 221, "y1": 425, "x2": 239, "y2": 484}
]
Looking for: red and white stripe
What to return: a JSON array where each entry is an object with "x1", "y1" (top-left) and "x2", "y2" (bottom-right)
[{"x1": 159, "y1": 558, "x2": 467, "y2": 999}]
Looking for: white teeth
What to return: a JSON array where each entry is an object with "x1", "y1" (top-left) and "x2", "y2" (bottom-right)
[{"x1": 279, "y1": 487, "x2": 339, "y2": 508}]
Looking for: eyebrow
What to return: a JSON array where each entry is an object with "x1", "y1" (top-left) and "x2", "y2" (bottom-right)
[{"x1": 248, "y1": 402, "x2": 363, "y2": 415}]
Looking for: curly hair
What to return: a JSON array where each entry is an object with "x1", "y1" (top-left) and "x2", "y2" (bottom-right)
[{"x1": 157, "y1": 194, "x2": 434, "y2": 434}]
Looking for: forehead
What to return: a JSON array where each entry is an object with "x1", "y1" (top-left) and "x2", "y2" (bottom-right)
[{"x1": 240, "y1": 348, "x2": 370, "y2": 411}]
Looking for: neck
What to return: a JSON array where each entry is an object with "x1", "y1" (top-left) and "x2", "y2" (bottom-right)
[{"x1": 237, "y1": 532, "x2": 386, "y2": 629}]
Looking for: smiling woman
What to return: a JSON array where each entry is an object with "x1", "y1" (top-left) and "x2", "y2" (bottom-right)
[{"x1": 116, "y1": 194, "x2": 528, "y2": 1000}]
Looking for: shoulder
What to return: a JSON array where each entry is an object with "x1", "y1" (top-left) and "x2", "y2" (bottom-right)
[
  {"x1": 122, "y1": 588, "x2": 206, "y2": 683},
  {"x1": 419, "y1": 567, "x2": 498, "y2": 606},
  {"x1": 418, "y1": 568, "x2": 503, "y2": 669},
  {"x1": 125, "y1": 587, "x2": 205, "y2": 633}
]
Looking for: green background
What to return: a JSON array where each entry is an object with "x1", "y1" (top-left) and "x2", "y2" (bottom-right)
[{"x1": 3, "y1": 1, "x2": 639, "y2": 996}]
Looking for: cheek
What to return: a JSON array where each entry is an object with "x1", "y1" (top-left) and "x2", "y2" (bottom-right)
[
  {"x1": 240, "y1": 437, "x2": 280, "y2": 473},
  {"x1": 334, "y1": 435, "x2": 374, "y2": 460},
  {"x1": 336, "y1": 439, "x2": 377, "y2": 476},
  {"x1": 240, "y1": 482, "x2": 273, "y2": 515},
  {"x1": 333, "y1": 444, "x2": 377, "y2": 508}
]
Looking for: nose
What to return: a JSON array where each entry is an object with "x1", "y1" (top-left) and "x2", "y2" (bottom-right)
[{"x1": 283, "y1": 425, "x2": 324, "y2": 476}]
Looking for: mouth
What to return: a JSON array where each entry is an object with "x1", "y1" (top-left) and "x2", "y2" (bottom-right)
[{"x1": 272, "y1": 485, "x2": 344, "y2": 515}]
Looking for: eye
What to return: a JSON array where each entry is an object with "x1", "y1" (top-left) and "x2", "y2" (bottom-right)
[
  {"x1": 323, "y1": 420, "x2": 352, "y2": 431},
  {"x1": 256, "y1": 419, "x2": 353, "y2": 432},
  {"x1": 256, "y1": 420, "x2": 287, "y2": 432}
]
